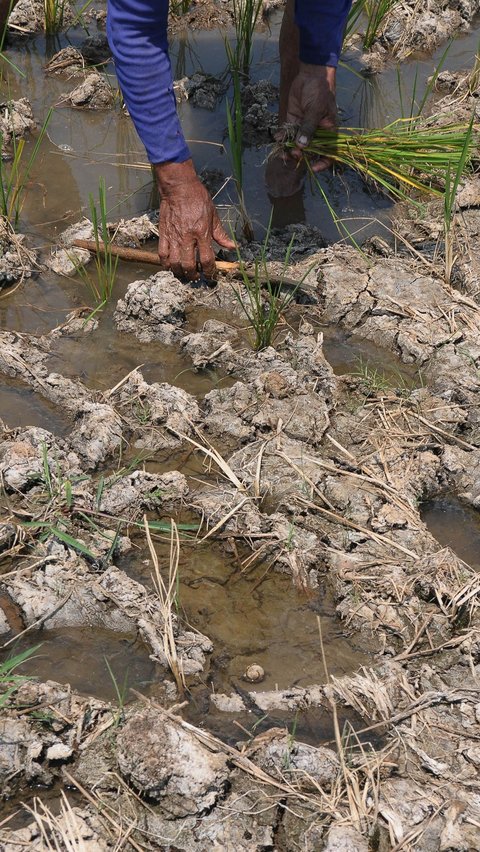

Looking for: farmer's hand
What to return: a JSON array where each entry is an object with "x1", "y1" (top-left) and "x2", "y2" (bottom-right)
[
  {"x1": 155, "y1": 159, "x2": 235, "y2": 280},
  {"x1": 286, "y1": 63, "x2": 337, "y2": 172}
]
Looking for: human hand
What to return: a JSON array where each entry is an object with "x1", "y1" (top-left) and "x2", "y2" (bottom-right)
[
  {"x1": 155, "y1": 159, "x2": 235, "y2": 280},
  {"x1": 286, "y1": 63, "x2": 337, "y2": 172}
]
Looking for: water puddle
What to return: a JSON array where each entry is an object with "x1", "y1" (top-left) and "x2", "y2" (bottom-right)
[
  {"x1": 120, "y1": 535, "x2": 370, "y2": 692},
  {"x1": 421, "y1": 496, "x2": 480, "y2": 568},
  {"x1": 2, "y1": 626, "x2": 161, "y2": 703},
  {"x1": 322, "y1": 326, "x2": 422, "y2": 386},
  {"x1": 0, "y1": 377, "x2": 70, "y2": 435}
]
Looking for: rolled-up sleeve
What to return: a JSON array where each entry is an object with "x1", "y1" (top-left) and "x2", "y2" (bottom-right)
[
  {"x1": 295, "y1": 0, "x2": 352, "y2": 67},
  {"x1": 107, "y1": 0, "x2": 190, "y2": 164}
]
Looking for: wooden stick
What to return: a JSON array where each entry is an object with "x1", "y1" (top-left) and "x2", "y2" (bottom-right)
[{"x1": 72, "y1": 239, "x2": 239, "y2": 272}]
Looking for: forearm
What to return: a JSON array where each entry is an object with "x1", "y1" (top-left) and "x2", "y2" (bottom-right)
[
  {"x1": 107, "y1": 0, "x2": 190, "y2": 165},
  {"x1": 295, "y1": 0, "x2": 352, "y2": 66}
]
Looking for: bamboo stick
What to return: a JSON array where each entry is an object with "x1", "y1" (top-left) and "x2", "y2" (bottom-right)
[{"x1": 72, "y1": 238, "x2": 239, "y2": 272}]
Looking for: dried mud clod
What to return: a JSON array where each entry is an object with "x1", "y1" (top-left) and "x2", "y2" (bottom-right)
[
  {"x1": 9, "y1": 0, "x2": 75, "y2": 33},
  {"x1": 0, "y1": 98, "x2": 35, "y2": 144},
  {"x1": 353, "y1": 0, "x2": 480, "y2": 70},
  {"x1": 58, "y1": 71, "x2": 116, "y2": 110},
  {"x1": 0, "y1": 217, "x2": 36, "y2": 289}
]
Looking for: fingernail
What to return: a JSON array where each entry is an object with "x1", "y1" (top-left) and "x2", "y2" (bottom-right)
[{"x1": 297, "y1": 135, "x2": 308, "y2": 146}]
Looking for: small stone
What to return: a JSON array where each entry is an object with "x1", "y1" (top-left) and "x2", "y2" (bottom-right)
[
  {"x1": 46, "y1": 742, "x2": 73, "y2": 761},
  {"x1": 243, "y1": 664, "x2": 265, "y2": 683}
]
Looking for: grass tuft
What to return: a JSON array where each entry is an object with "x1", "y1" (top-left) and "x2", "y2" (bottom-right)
[
  {"x1": 71, "y1": 176, "x2": 118, "y2": 317},
  {"x1": 232, "y1": 220, "x2": 313, "y2": 350},
  {"x1": 0, "y1": 645, "x2": 41, "y2": 707},
  {"x1": 0, "y1": 108, "x2": 52, "y2": 228}
]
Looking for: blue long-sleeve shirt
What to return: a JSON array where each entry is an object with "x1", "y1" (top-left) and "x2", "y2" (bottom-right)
[{"x1": 107, "y1": 0, "x2": 352, "y2": 165}]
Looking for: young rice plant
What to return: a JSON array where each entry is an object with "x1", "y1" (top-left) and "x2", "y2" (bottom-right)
[
  {"x1": 232, "y1": 220, "x2": 312, "y2": 351},
  {"x1": 72, "y1": 176, "x2": 118, "y2": 317},
  {"x1": 230, "y1": 0, "x2": 263, "y2": 76},
  {"x1": 346, "y1": 0, "x2": 398, "y2": 51},
  {"x1": 0, "y1": 108, "x2": 52, "y2": 228},
  {"x1": 225, "y1": 39, "x2": 254, "y2": 240},
  {"x1": 44, "y1": 0, "x2": 67, "y2": 35}
]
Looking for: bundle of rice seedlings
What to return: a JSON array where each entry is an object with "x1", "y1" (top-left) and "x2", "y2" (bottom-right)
[{"x1": 285, "y1": 117, "x2": 477, "y2": 203}]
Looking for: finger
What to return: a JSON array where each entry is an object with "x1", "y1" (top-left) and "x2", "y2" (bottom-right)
[
  {"x1": 212, "y1": 214, "x2": 236, "y2": 250},
  {"x1": 157, "y1": 211, "x2": 170, "y2": 267},
  {"x1": 180, "y1": 241, "x2": 198, "y2": 281},
  {"x1": 311, "y1": 157, "x2": 332, "y2": 173},
  {"x1": 295, "y1": 117, "x2": 318, "y2": 150},
  {"x1": 168, "y1": 245, "x2": 184, "y2": 280},
  {"x1": 197, "y1": 238, "x2": 217, "y2": 279}
]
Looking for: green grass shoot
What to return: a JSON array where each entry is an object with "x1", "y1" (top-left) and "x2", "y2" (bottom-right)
[
  {"x1": 0, "y1": 108, "x2": 52, "y2": 228},
  {"x1": 0, "y1": 645, "x2": 41, "y2": 707},
  {"x1": 232, "y1": 219, "x2": 311, "y2": 351},
  {"x1": 230, "y1": 0, "x2": 263, "y2": 76},
  {"x1": 72, "y1": 176, "x2": 118, "y2": 316}
]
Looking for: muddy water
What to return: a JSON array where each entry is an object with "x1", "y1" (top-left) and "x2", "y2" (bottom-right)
[
  {"x1": 6, "y1": 627, "x2": 161, "y2": 703},
  {"x1": 422, "y1": 496, "x2": 480, "y2": 568},
  {"x1": 120, "y1": 535, "x2": 370, "y2": 687},
  {"x1": 0, "y1": 376, "x2": 70, "y2": 434}
]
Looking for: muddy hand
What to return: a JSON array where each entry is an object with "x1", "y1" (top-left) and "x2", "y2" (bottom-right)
[
  {"x1": 155, "y1": 159, "x2": 235, "y2": 281},
  {"x1": 286, "y1": 63, "x2": 337, "y2": 172}
]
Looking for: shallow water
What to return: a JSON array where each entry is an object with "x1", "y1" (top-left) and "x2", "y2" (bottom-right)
[
  {"x1": 0, "y1": 376, "x2": 70, "y2": 434},
  {"x1": 421, "y1": 496, "x2": 480, "y2": 568},
  {"x1": 119, "y1": 534, "x2": 370, "y2": 691},
  {"x1": 5, "y1": 626, "x2": 161, "y2": 703}
]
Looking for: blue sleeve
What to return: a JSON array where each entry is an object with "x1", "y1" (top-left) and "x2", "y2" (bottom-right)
[
  {"x1": 295, "y1": 0, "x2": 352, "y2": 66},
  {"x1": 107, "y1": 0, "x2": 190, "y2": 164}
]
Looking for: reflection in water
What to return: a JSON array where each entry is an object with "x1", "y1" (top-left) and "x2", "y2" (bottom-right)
[{"x1": 422, "y1": 496, "x2": 480, "y2": 568}]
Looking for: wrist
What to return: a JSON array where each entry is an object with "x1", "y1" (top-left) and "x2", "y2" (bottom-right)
[
  {"x1": 154, "y1": 158, "x2": 199, "y2": 197},
  {"x1": 298, "y1": 62, "x2": 336, "y2": 86}
]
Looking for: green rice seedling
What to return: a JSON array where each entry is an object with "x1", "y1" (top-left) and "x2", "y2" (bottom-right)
[
  {"x1": 104, "y1": 656, "x2": 128, "y2": 724},
  {"x1": 225, "y1": 40, "x2": 254, "y2": 240},
  {"x1": 0, "y1": 108, "x2": 52, "y2": 228},
  {"x1": 344, "y1": 0, "x2": 367, "y2": 47},
  {"x1": 396, "y1": 40, "x2": 452, "y2": 124},
  {"x1": 443, "y1": 114, "x2": 475, "y2": 285},
  {"x1": 0, "y1": 1, "x2": 25, "y2": 77},
  {"x1": 170, "y1": 0, "x2": 191, "y2": 14},
  {"x1": 344, "y1": 0, "x2": 398, "y2": 51},
  {"x1": 72, "y1": 176, "x2": 118, "y2": 316},
  {"x1": 0, "y1": 645, "x2": 41, "y2": 707},
  {"x1": 232, "y1": 221, "x2": 312, "y2": 351},
  {"x1": 230, "y1": 0, "x2": 263, "y2": 77},
  {"x1": 44, "y1": 0, "x2": 66, "y2": 35},
  {"x1": 362, "y1": 0, "x2": 397, "y2": 51},
  {"x1": 286, "y1": 118, "x2": 477, "y2": 206}
]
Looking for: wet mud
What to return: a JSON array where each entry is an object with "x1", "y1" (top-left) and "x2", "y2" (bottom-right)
[{"x1": 1, "y1": 3, "x2": 480, "y2": 851}]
